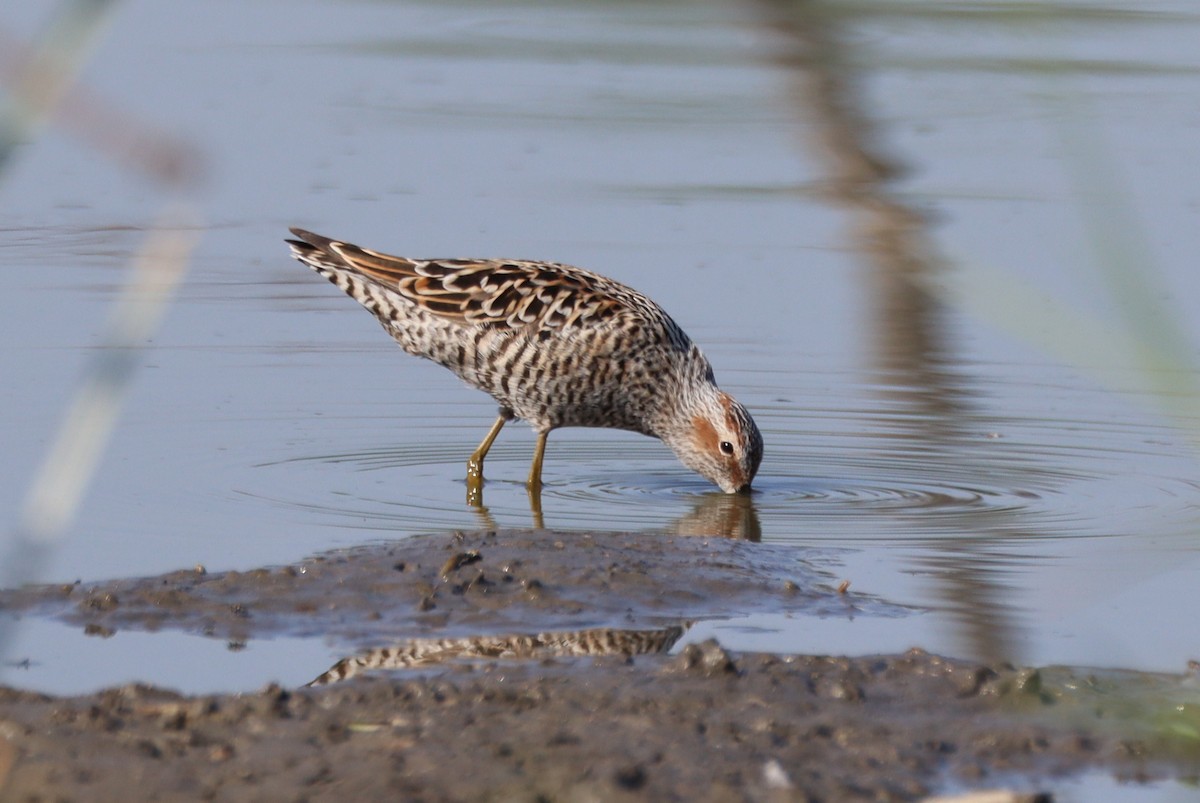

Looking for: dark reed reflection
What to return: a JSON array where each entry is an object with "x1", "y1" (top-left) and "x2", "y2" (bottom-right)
[{"x1": 755, "y1": 0, "x2": 1029, "y2": 664}]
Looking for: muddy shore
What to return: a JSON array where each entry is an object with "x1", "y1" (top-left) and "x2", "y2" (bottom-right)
[{"x1": 1, "y1": 530, "x2": 1196, "y2": 801}]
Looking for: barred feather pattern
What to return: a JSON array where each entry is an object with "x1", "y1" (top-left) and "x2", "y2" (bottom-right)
[
  {"x1": 307, "y1": 625, "x2": 686, "y2": 686},
  {"x1": 286, "y1": 228, "x2": 763, "y2": 491}
]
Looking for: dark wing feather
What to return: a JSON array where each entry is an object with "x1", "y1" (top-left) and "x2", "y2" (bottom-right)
[{"x1": 287, "y1": 228, "x2": 627, "y2": 330}]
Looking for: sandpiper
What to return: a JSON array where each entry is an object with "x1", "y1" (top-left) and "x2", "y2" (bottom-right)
[{"x1": 286, "y1": 228, "x2": 762, "y2": 493}]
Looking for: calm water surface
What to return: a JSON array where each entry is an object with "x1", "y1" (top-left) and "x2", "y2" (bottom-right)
[{"x1": 3, "y1": 0, "x2": 1199, "y2": 762}]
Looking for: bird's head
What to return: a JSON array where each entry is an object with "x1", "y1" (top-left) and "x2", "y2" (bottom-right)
[{"x1": 667, "y1": 390, "x2": 762, "y2": 493}]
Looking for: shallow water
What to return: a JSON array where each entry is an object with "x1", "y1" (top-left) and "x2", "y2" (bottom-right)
[{"x1": 2, "y1": 0, "x2": 1199, "y2": 755}]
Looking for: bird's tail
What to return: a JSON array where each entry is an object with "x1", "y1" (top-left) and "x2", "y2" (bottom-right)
[{"x1": 285, "y1": 227, "x2": 345, "y2": 273}]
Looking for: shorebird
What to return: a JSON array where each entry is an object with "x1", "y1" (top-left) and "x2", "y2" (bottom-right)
[{"x1": 286, "y1": 228, "x2": 763, "y2": 493}]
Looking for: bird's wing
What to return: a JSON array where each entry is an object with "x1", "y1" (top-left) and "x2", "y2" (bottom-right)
[{"x1": 288, "y1": 228, "x2": 629, "y2": 330}]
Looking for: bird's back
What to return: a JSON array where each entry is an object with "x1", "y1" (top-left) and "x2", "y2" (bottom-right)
[{"x1": 287, "y1": 228, "x2": 702, "y2": 435}]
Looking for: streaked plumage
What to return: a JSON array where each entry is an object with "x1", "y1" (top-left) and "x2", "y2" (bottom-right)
[
  {"x1": 308, "y1": 625, "x2": 686, "y2": 685},
  {"x1": 285, "y1": 228, "x2": 762, "y2": 493}
]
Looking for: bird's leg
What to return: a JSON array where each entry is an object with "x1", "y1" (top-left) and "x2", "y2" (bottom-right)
[
  {"x1": 527, "y1": 482, "x2": 545, "y2": 529},
  {"x1": 526, "y1": 431, "x2": 549, "y2": 492},
  {"x1": 467, "y1": 414, "x2": 508, "y2": 484},
  {"x1": 466, "y1": 480, "x2": 484, "y2": 508}
]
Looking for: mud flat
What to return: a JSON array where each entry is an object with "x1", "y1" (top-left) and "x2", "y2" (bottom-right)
[{"x1": 0, "y1": 530, "x2": 1195, "y2": 801}]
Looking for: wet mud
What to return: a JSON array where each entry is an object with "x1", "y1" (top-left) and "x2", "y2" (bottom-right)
[
  {"x1": 0, "y1": 529, "x2": 881, "y2": 647},
  {"x1": 1, "y1": 530, "x2": 1197, "y2": 801}
]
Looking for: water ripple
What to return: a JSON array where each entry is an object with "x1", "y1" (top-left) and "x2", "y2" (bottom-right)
[
  {"x1": 248, "y1": 359, "x2": 1200, "y2": 548},
  {"x1": 248, "y1": 420, "x2": 1200, "y2": 546}
]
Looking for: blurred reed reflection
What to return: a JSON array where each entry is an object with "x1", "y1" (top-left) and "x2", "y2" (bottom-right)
[
  {"x1": 757, "y1": 0, "x2": 1024, "y2": 664},
  {"x1": 0, "y1": 1, "x2": 204, "y2": 669}
]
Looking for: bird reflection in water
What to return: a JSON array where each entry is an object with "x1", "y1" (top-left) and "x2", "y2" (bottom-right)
[
  {"x1": 307, "y1": 624, "x2": 688, "y2": 686},
  {"x1": 468, "y1": 484, "x2": 761, "y2": 542}
]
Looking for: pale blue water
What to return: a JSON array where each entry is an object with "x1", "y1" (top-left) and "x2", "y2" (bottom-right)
[{"x1": 2, "y1": 5, "x2": 1200, "y2": 798}]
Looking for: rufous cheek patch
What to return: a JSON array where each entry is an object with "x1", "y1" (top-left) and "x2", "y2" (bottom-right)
[{"x1": 692, "y1": 415, "x2": 720, "y2": 452}]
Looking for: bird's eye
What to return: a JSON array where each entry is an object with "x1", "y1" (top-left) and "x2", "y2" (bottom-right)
[{"x1": 719, "y1": 441, "x2": 734, "y2": 455}]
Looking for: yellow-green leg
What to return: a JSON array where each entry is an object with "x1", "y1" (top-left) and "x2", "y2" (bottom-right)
[
  {"x1": 527, "y1": 483, "x2": 545, "y2": 529},
  {"x1": 526, "y1": 431, "x2": 549, "y2": 491},
  {"x1": 467, "y1": 414, "x2": 508, "y2": 483}
]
